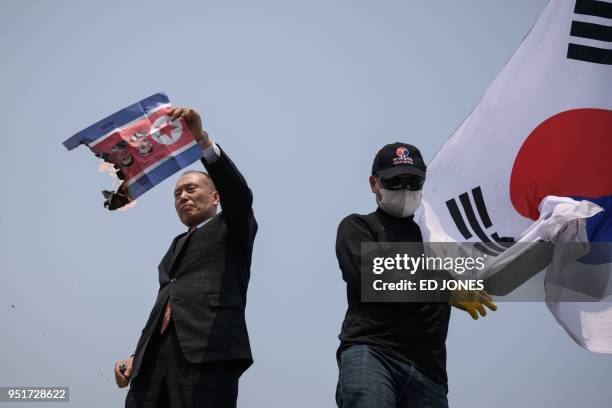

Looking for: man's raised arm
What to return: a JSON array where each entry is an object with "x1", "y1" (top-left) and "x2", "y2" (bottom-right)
[{"x1": 170, "y1": 107, "x2": 255, "y2": 243}]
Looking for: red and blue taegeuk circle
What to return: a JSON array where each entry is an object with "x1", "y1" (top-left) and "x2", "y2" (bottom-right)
[{"x1": 510, "y1": 108, "x2": 612, "y2": 263}]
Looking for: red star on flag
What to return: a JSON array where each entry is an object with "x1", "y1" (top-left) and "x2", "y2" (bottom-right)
[{"x1": 156, "y1": 117, "x2": 177, "y2": 139}]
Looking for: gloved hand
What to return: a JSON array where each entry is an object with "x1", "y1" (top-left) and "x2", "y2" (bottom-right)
[{"x1": 449, "y1": 290, "x2": 497, "y2": 320}]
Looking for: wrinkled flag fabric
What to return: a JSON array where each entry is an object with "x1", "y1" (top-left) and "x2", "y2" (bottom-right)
[
  {"x1": 63, "y1": 92, "x2": 202, "y2": 210},
  {"x1": 418, "y1": 0, "x2": 612, "y2": 352}
]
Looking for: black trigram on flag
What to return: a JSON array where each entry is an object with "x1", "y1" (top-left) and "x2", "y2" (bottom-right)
[
  {"x1": 567, "y1": 0, "x2": 612, "y2": 65},
  {"x1": 445, "y1": 186, "x2": 514, "y2": 257}
]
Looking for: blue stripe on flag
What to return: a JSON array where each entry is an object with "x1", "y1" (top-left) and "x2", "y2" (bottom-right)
[
  {"x1": 126, "y1": 144, "x2": 203, "y2": 199},
  {"x1": 63, "y1": 92, "x2": 169, "y2": 150},
  {"x1": 572, "y1": 195, "x2": 612, "y2": 265}
]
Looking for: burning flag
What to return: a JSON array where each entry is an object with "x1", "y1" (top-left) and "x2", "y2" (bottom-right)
[{"x1": 63, "y1": 92, "x2": 202, "y2": 210}]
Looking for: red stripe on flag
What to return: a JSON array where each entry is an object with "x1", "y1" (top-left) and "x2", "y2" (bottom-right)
[{"x1": 90, "y1": 107, "x2": 196, "y2": 180}]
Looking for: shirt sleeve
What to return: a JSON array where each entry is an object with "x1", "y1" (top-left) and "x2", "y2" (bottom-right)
[
  {"x1": 201, "y1": 142, "x2": 221, "y2": 164},
  {"x1": 336, "y1": 215, "x2": 376, "y2": 293}
]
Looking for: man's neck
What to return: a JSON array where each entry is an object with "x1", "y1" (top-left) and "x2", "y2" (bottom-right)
[
  {"x1": 188, "y1": 214, "x2": 214, "y2": 230},
  {"x1": 375, "y1": 206, "x2": 415, "y2": 221}
]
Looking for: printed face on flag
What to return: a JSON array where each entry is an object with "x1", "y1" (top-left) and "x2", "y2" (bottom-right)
[
  {"x1": 91, "y1": 108, "x2": 193, "y2": 180},
  {"x1": 63, "y1": 93, "x2": 203, "y2": 210}
]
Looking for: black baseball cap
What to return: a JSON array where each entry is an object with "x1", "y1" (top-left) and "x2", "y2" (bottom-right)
[{"x1": 371, "y1": 142, "x2": 426, "y2": 179}]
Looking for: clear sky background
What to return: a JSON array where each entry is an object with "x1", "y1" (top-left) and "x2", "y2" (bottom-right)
[{"x1": 1, "y1": 0, "x2": 611, "y2": 407}]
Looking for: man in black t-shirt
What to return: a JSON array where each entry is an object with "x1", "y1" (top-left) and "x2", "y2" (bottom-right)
[{"x1": 335, "y1": 143, "x2": 495, "y2": 408}]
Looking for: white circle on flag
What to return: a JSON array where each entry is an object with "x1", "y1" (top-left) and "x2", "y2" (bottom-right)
[{"x1": 151, "y1": 115, "x2": 182, "y2": 145}]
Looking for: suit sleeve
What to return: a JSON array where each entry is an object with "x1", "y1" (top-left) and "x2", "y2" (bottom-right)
[
  {"x1": 336, "y1": 215, "x2": 377, "y2": 293},
  {"x1": 201, "y1": 145, "x2": 256, "y2": 249}
]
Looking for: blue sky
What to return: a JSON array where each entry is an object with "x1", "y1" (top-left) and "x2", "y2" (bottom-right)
[{"x1": 1, "y1": 1, "x2": 611, "y2": 407}]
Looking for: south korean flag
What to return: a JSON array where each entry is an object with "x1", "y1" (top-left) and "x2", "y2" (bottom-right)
[{"x1": 419, "y1": 0, "x2": 612, "y2": 352}]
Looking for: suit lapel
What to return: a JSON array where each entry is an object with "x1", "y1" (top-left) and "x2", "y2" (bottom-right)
[
  {"x1": 168, "y1": 229, "x2": 194, "y2": 274},
  {"x1": 158, "y1": 249, "x2": 171, "y2": 285},
  {"x1": 158, "y1": 233, "x2": 183, "y2": 284},
  {"x1": 162, "y1": 214, "x2": 220, "y2": 278}
]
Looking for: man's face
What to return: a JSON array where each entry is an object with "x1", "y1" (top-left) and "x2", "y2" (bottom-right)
[{"x1": 174, "y1": 173, "x2": 219, "y2": 228}]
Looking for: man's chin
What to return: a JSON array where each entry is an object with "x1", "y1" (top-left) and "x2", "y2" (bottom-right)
[{"x1": 178, "y1": 214, "x2": 195, "y2": 227}]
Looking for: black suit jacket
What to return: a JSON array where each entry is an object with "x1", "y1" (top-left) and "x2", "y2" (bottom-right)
[{"x1": 131, "y1": 145, "x2": 257, "y2": 381}]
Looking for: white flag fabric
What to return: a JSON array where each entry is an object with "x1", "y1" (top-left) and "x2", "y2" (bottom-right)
[{"x1": 419, "y1": 0, "x2": 612, "y2": 352}]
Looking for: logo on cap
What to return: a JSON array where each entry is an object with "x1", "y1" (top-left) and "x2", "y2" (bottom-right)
[
  {"x1": 396, "y1": 147, "x2": 409, "y2": 158},
  {"x1": 393, "y1": 147, "x2": 414, "y2": 165}
]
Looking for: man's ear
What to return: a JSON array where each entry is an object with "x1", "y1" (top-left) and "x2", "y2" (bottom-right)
[
  {"x1": 369, "y1": 175, "x2": 378, "y2": 194},
  {"x1": 212, "y1": 190, "x2": 220, "y2": 207}
]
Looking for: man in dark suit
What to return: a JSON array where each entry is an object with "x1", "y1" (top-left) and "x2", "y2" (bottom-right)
[{"x1": 114, "y1": 107, "x2": 257, "y2": 408}]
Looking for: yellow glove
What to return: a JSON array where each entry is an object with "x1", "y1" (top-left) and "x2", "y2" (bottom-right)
[{"x1": 449, "y1": 290, "x2": 497, "y2": 320}]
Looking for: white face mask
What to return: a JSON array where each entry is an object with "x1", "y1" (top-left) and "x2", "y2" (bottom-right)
[{"x1": 377, "y1": 186, "x2": 422, "y2": 218}]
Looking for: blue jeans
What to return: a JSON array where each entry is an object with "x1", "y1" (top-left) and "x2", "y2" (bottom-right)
[{"x1": 336, "y1": 345, "x2": 448, "y2": 408}]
